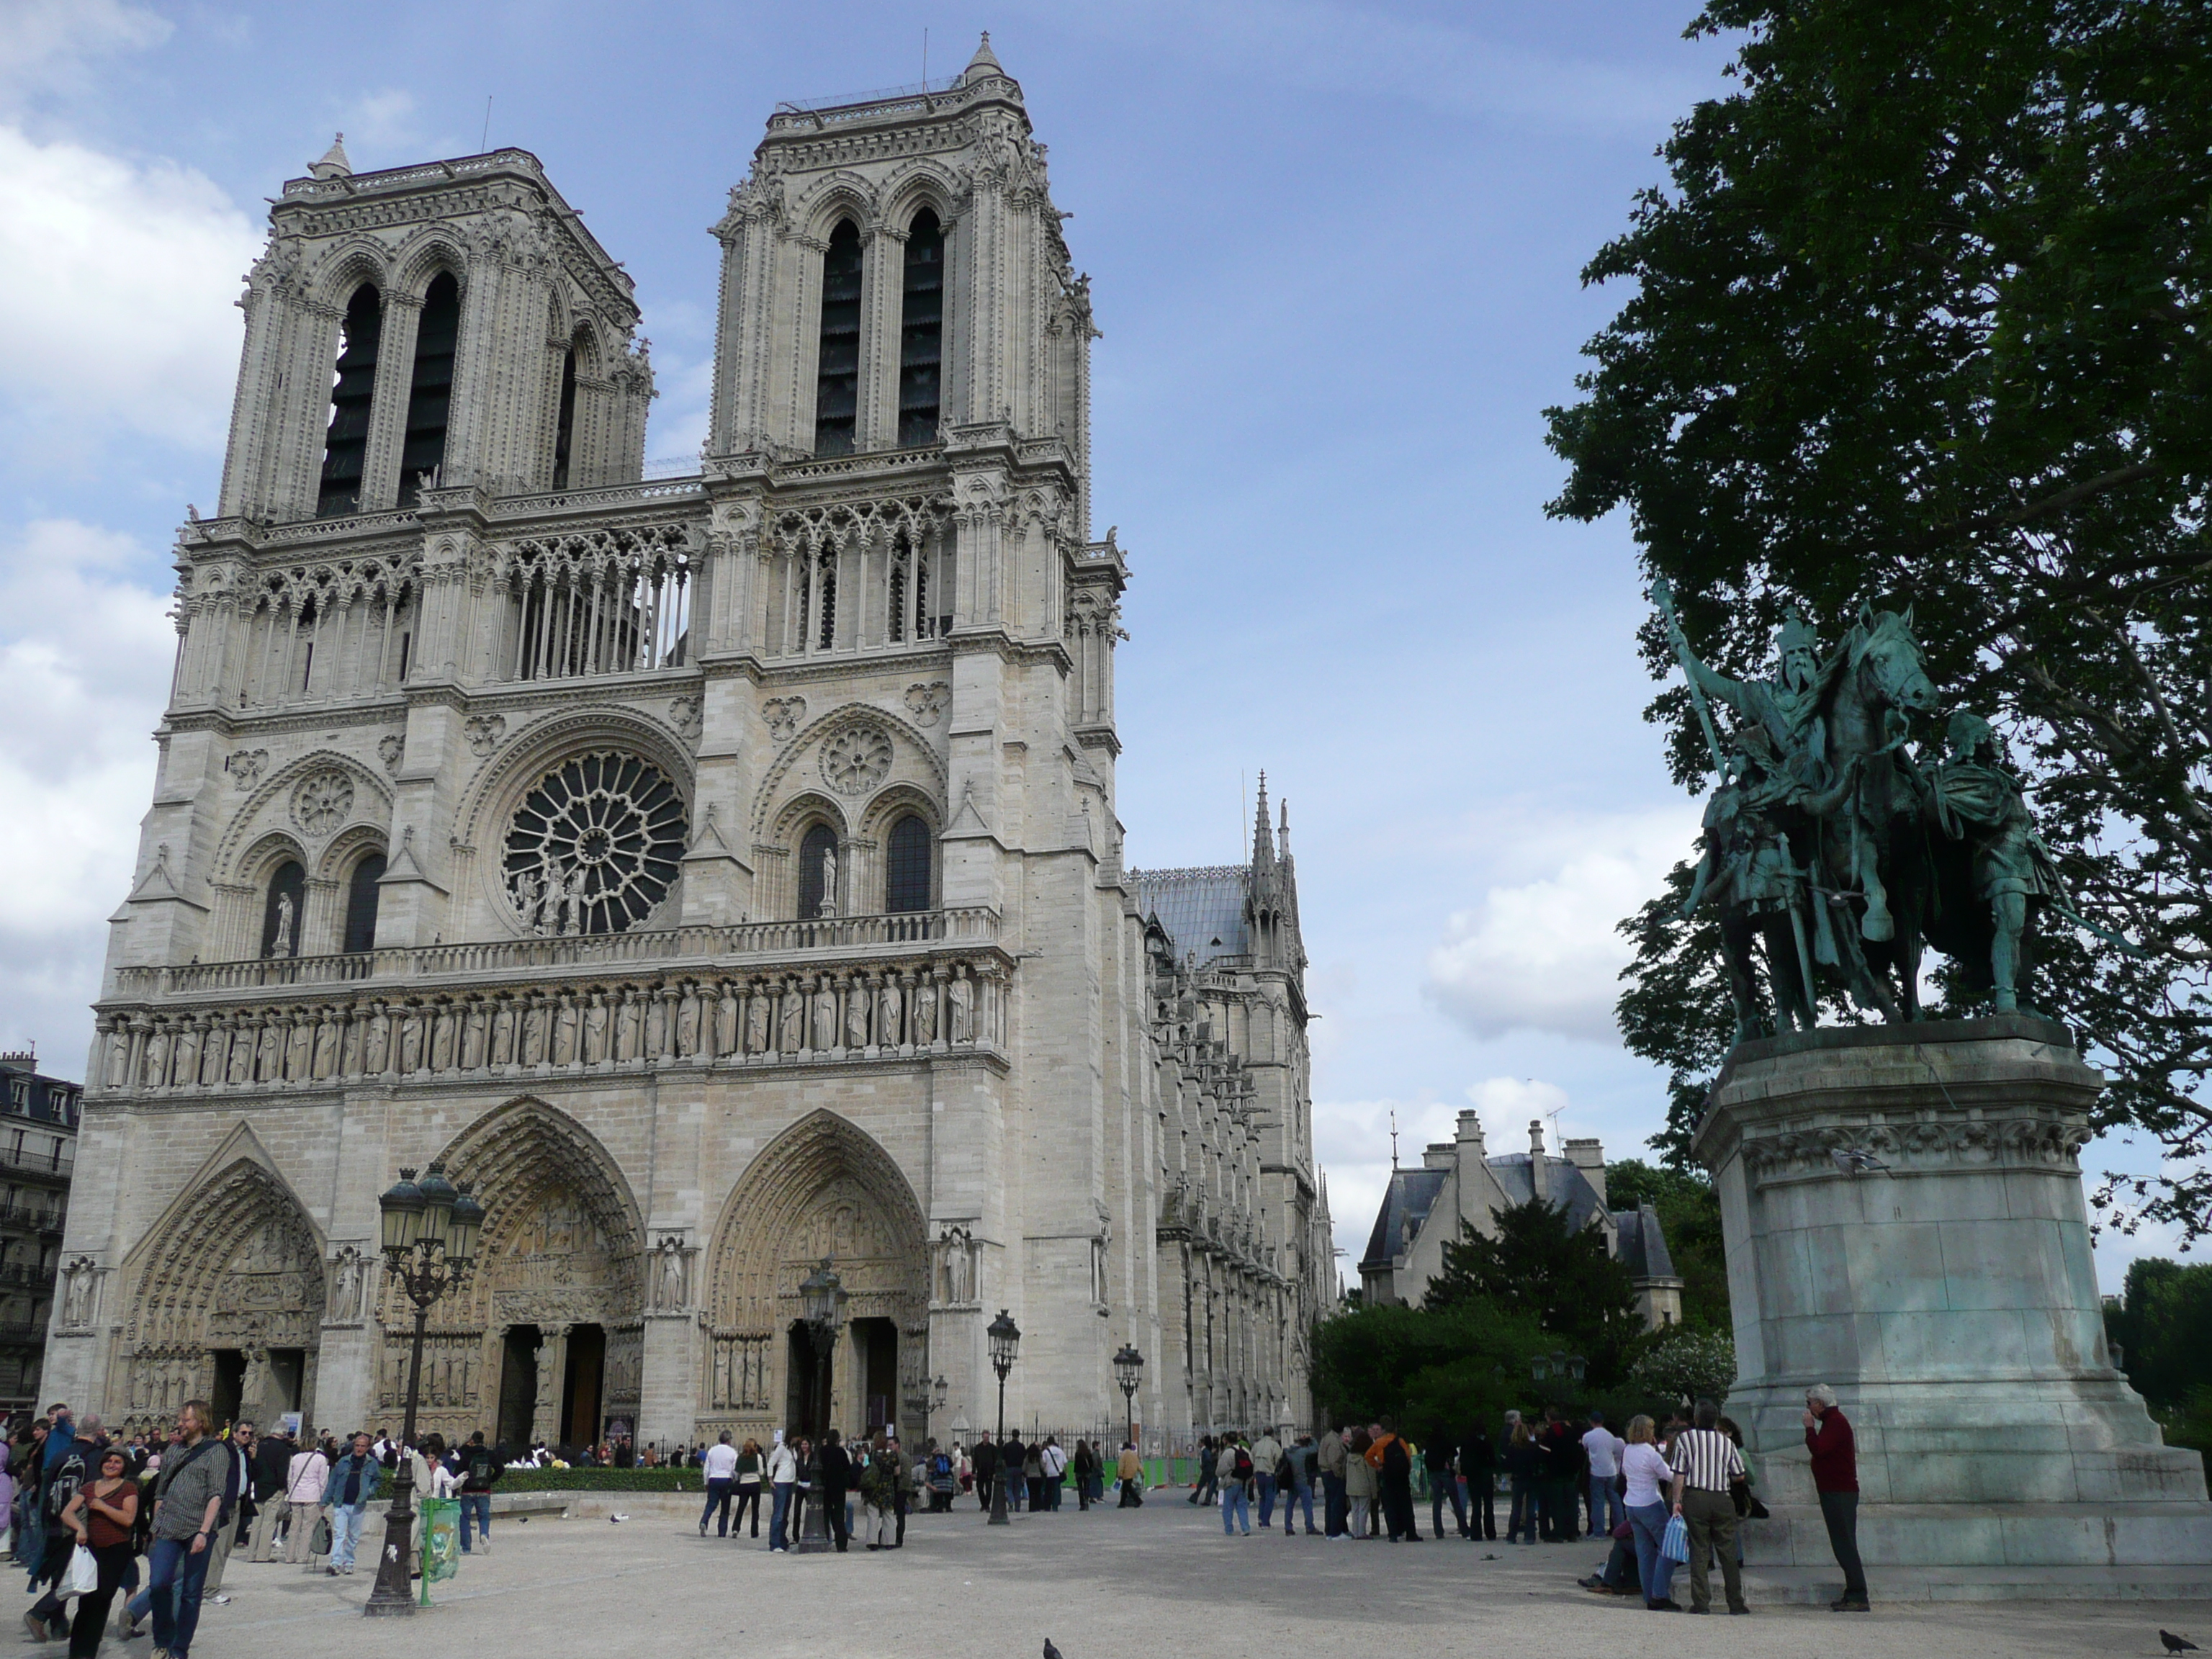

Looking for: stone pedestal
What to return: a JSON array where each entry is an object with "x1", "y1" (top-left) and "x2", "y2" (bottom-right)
[{"x1": 1694, "y1": 1016, "x2": 2212, "y2": 1599}]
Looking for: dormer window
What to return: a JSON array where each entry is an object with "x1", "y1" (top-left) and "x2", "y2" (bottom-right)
[{"x1": 814, "y1": 221, "x2": 863, "y2": 457}]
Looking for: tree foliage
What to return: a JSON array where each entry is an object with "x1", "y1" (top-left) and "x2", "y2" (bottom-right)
[
  {"x1": 1545, "y1": 0, "x2": 2212, "y2": 1238},
  {"x1": 1605, "y1": 1158, "x2": 1733, "y2": 1333},
  {"x1": 2102, "y1": 1257, "x2": 2212, "y2": 1411},
  {"x1": 1310, "y1": 1301, "x2": 1545, "y2": 1439},
  {"x1": 1627, "y1": 1326, "x2": 1740, "y2": 1407},
  {"x1": 1425, "y1": 1199, "x2": 1647, "y2": 1386}
]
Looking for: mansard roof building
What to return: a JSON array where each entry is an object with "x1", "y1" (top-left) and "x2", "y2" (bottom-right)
[
  {"x1": 1359, "y1": 1113, "x2": 1683, "y2": 1331},
  {"x1": 58, "y1": 39, "x2": 1331, "y2": 1449}
]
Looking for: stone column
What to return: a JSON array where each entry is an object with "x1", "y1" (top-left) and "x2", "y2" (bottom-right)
[
  {"x1": 534, "y1": 1323, "x2": 571, "y2": 1446},
  {"x1": 1696, "y1": 1015, "x2": 2212, "y2": 1585}
]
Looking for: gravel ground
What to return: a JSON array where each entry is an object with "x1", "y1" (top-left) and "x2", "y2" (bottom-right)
[{"x1": 153, "y1": 1495, "x2": 2211, "y2": 1659}]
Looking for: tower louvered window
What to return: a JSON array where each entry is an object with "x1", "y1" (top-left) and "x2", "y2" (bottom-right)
[
  {"x1": 814, "y1": 220, "x2": 863, "y2": 457},
  {"x1": 552, "y1": 342, "x2": 578, "y2": 490},
  {"x1": 342, "y1": 852, "x2": 385, "y2": 954},
  {"x1": 898, "y1": 210, "x2": 943, "y2": 447},
  {"x1": 399, "y1": 271, "x2": 460, "y2": 504},
  {"x1": 316, "y1": 285, "x2": 382, "y2": 518}
]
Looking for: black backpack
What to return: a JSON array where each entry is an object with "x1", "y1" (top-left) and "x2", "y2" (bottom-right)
[
  {"x1": 1231, "y1": 1447, "x2": 1254, "y2": 1480},
  {"x1": 43, "y1": 1447, "x2": 85, "y2": 1527}
]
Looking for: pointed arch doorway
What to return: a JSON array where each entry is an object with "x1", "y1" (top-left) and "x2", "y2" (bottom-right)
[{"x1": 707, "y1": 1111, "x2": 928, "y2": 1445}]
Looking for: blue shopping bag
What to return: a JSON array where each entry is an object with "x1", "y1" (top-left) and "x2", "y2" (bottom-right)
[{"x1": 1659, "y1": 1513, "x2": 1691, "y2": 1563}]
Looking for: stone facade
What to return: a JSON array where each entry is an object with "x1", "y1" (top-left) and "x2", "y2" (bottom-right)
[
  {"x1": 1696, "y1": 1017, "x2": 2212, "y2": 1583},
  {"x1": 1358, "y1": 1113, "x2": 1684, "y2": 1329},
  {"x1": 57, "y1": 40, "x2": 1330, "y2": 1453},
  {"x1": 0, "y1": 1054, "x2": 78, "y2": 1415}
]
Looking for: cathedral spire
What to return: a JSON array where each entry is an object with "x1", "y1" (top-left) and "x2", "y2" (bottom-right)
[
  {"x1": 308, "y1": 132, "x2": 351, "y2": 180},
  {"x1": 1251, "y1": 771, "x2": 1277, "y2": 873},
  {"x1": 963, "y1": 30, "x2": 1005, "y2": 83}
]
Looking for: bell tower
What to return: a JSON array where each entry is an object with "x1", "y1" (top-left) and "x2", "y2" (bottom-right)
[{"x1": 216, "y1": 136, "x2": 654, "y2": 525}]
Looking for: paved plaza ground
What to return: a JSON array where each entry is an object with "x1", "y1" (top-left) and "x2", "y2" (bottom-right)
[{"x1": 140, "y1": 1493, "x2": 2211, "y2": 1659}]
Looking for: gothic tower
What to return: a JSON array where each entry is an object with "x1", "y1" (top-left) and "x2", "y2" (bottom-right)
[{"x1": 63, "y1": 41, "x2": 1308, "y2": 1452}]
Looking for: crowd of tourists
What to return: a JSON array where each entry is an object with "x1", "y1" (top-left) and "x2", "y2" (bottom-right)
[
  {"x1": 0, "y1": 1400, "x2": 513, "y2": 1659},
  {"x1": 1177, "y1": 1388, "x2": 1866, "y2": 1614}
]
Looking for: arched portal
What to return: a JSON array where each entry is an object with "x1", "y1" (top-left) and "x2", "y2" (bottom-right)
[
  {"x1": 705, "y1": 1110, "x2": 927, "y2": 1444},
  {"x1": 402, "y1": 1098, "x2": 646, "y2": 1450},
  {"x1": 120, "y1": 1148, "x2": 324, "y2": 1437}
]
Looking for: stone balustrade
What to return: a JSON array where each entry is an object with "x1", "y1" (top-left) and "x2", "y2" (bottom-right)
[{"x1": 92, "y1": 913, "x2": 1011, "y2": 1097}]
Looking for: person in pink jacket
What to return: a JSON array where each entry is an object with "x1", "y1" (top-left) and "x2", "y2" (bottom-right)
[{"x1": 279, "y1": 1442, "x2": 328, "y2": 1565}]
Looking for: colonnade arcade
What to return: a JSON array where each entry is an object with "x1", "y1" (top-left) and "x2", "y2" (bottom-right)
[{"x1": 107, "y1": 1104, "x2": 932, "y2": 1448}]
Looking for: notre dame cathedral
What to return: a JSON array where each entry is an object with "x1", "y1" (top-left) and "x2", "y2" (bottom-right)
[{"x1": 51, "y1": 37, "x2": 1334, "y2": 1454}]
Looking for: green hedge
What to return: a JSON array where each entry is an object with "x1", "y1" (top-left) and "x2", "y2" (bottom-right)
[{"x1": 498, "y1": 1467, "x2": 700, "y2": 1493}]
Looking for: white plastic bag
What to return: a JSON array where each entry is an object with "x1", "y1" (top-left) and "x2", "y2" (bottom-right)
[{"x1": 65, "y1": 1543, "x2": 99, "y2": 1598}]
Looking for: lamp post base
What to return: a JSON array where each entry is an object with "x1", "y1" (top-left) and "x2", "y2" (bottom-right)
[
  {"x1": 794, "y1": 1498, "x2": 835, "y2": 1554},
  {"x1": 361, "y1": 1503, "x2": 417, "y2": 1616}
]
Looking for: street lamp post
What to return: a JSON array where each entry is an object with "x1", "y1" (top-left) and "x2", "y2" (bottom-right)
[
  {"x1": 986, "y1": 1309, "x2": 1020, "y2": 1526},
  {"x1": 1112, "y1": 1344, "x2": 1144, "y2": 1450},
  {"x1": 364, "y1": 1162, "x2": 482, "y2": 1617},
  {"x1": 793, "y1": 1259, "x2": 847, "y2": 1555},
  {"x1": 906, "y1": 1372, "x2": 948, "y2": 1447}
]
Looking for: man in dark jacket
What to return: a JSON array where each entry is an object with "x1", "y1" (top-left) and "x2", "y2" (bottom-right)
[
  {"x1": 457, "y1": 1431, "x2": 504, "y2": 1555},
  {"x1": 1804, "y1": 1384, "x2": 1868, "y2": 1611},
  {"x1": 1460, "y1": 1424, "x2": 1496, "y2": 1539},
  {"x1": 816, "y1": 1430, "x2": 852, "y2": 1552},
  {"x1": 1423, "y1": 1434, "x2": 1462, "y2": 1540},
  {"x1": 969, "y1": 1437, "x2": 997, "y2": 1511},
  {"x1": 1375, "y1": 1418, "x2": 1420, "y2": 1542},
  {"x1": 997, "y1": 1433, "x2": 1026, "y2": 1512}
]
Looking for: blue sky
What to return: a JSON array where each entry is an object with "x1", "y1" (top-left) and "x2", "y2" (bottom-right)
[{"x1": 0, "y1": 0, "x2": 2181, "y2": 1287}]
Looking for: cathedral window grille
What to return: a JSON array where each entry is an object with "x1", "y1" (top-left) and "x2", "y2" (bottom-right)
[
  {"x1": 813, "y1": 220, "x2": 863, "y2": 457},
  {"x1": 807, "y1": 546, "x2": 838, "y2": 652},
  {"x1": 551, "y1": 341, "x2": 578, "y2": 490},
  {"x1": 261, "y1": 860, "x2": 306, "y2": 959},
  {"x1": 508, "y1": 534, "x2": 692, "y2": 682},
  {"x1": 316, "y1": 285, "x2": 382, "y2": 519},
  {"x1": 798, "y1": 823, "x2": 838, "y2": 920},
  {"x1": 898, "y1": 210, "x2": 943, "y2": 448},
  {"x1": 503, "y1": 753, "x2": 688, "y2": 936},
  {"x1": 398, "y1": 272, "x2": 461, "y2": 505},
  {"x1": 885, "y1": 814, "x2": 932, "y2": 913},
  {"x1": 342, "y1": 851, "x2": 385, "y2": 955}
]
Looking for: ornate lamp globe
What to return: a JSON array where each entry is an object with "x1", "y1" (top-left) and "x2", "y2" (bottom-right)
[
  {"x1": 1113, "y1": 1343, "x2": 1143, "y2": 1395},
  {"x1": 446, "y1": 1187, "x2": 485, "y2": 1267},
  {"x1": 800, "y1": 1259, "x2": 844, "y2": 1332},
  {"x1": 986, "y1": 1308, "x2": 1020, "y2": 1377},
  {"x1": 414, "y1": 1161, "x2": 457, "y2": 1249},
  {"x1": 378, "y1": 1169, "x2": 426, "y2": 1254}
]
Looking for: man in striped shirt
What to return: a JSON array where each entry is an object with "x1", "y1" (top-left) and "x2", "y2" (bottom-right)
[{"x1": 1668, "y1": 1398, "x2": 1749, "y2": 1615}]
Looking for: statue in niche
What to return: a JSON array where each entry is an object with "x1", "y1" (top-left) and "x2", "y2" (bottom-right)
[
  {"x1": 879, "y1": 979, "x2": 904, "y2": 1047},
  {"x1": 430, "y1": 1006, "x2": 456, "y2": 1071},
  {"x1": 269, "y1": 892, "x2": 295, "y2": 958},
  {"x1": 715, "y1": 987, "x2": 739, "y2": 1055},
  {"x1": 225, "y1": 1026, "x2": 251, "y2": 1085},
  {"x1": 811, "y1": 984, "x2": 837, "y2": 1051},
  {"x1": 676, "y1": 987, "x2": 701, "y2": 1056},
  {"x1": 311, "y1": 1015, "x2": 337, "y2": 1079},
  {"x1": 558, "y1": 863, "x2": 587, "y2": 938},
  {"x1": 617, "y1": 992, "x2": 643, "y2": 1061},
  {"x1": 585, "y1": 993, "x2": 610, "y2": 1063},
  {"x1": 286, "y1": 1016, "x2": 313, "y2": 1079},
  {"x1": 362, "y1": 1007, "x2": 389, "y2": 1074},
  {"x1": 554, "y1": 996, "x2": 580, "y2": 1065},
  {"x1": 939, "y1": 1228, "x2": 974, "y2": 1304},
  {"x1": 143, "y1": 1026, "x2": 171, "y2": 1089},
  {"x1": 655, "y1": 1237, "x2": 686, "y2": 1310},
  {"x1": 913, "y1": 979, "x2": 938, "y2": 1046},
  {"x1": 817, "y1": 843, "x2": 838, "y2": 919},
  {"x1": 845, "y1": 985, "x2": 869, "y2": 1049},
  {"x1": 745, "y1": 990, "x2": 770, "y2": 1054},
  {"x1": 462, "y1": 1003, "x2": 488, "y2": 1069},
  {"x1": 778, "y1": 984, "x2": 803, "y2": 1053},
  {"x1": 61, "y1": 1259, "x2": 95, "y2": 1327},
  {"x1": 948, "y1": 976, "x2": 973, "y2": 1043},
  {"x1": 522, "y1": 998, "x2": 548, "y2": 1066},
  {"x1": 254, "y1": 1020, "x2": 281, "y2": 1082},
  {"x1": 400, "y1": 1008, "x2": 425, "y2": 1073},
  {"x1": 511, "y1": 866, "x2": 544, "y2": 932},
  {"x1": 174, "y1": 1022, "x2": 202, "y2": 1086},
  {"x1": 491, "y1": 1000, "x2": 517, "y2": 1066},
  {"x1": 329, "y1": 1245, "x2": 363, "y2": 1321}
]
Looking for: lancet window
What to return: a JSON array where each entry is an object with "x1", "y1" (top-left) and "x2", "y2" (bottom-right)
[
  {"x1": 342, "y1": 852, "x2": 385, "y2": 955},
  {"x1": 885, "y1": 815, "x2": 932, "y2": 913},
  {"x1": 316, "y1": 285, "x2": 383, "y2": 519},
  {"x1": 814, "y1": 221, "x2": 863, "y2": 457},
  {"x1": 898, "y1": 210, "x2": 943, "y2": 447},
  {"x1": 551, "y1": 341, "x2": 579, "y2": 490},
  {"x1": 399, "y1": 272, "x2": 460, "y2": 505},
  {"x1": 766, "y1": 500, "x2": 950, "y2": 658},
  {"x1": 502, "y1": 527, "x2": 693, "y2": 683}
]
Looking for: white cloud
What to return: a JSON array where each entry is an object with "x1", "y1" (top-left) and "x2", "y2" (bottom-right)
[
  {"x1": 0, "y1": 0, "x2": 168, "y2": 102},
  {"x1": 0, "y1": 519, "x2": 172, "y2": 1071},
  {"x1": 1424, "y1": 806, "x2": 1697, "y2": 1043},
  {"x1": 0, "y1": 123, "x2": 259, "y2": 459},
  {"x1": 339, "y1": 89, "x2": 423, "y2": 152}
]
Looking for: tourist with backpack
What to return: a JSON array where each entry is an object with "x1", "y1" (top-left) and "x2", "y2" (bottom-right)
[
  {"x1": 457, "y1": 1431, "x2": 503, "y2": 1555},
  {"x1": 1220, "y1": 1435, "x2": 1254, "y2": 1535},
  {"x1": 146, "y1": 1401, "x2": 227, "y2": 1659}
]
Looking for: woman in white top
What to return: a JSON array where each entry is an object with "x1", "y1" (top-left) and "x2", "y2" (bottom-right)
[
  {"x1": 281, "y1": 1442, "x2": 331, "y2": 1564},
  {"x1": 1621, "y1": 1415, "x2": 1678, "y2": 1610}
]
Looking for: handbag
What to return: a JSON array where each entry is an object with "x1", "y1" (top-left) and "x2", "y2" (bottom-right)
[
  {"x1": 1659, "y1": 1512, "x2": 1690, "y2": 1563},
  {"x1": 1729, "y1": 1475, "x2": 1767, "y2": 1519},
  {"x1": 64, "y1": 1543, "x2": 98, "y2": 1599},
  {"x1": 309, "y1": 1512, "x2": 331, "y2": 1557}
]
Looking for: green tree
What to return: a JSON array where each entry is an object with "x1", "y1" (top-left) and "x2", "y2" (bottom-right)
[
  {"x1": 1425, "y1": 1199, "x2": 1647, "y2": 1386},
  {"x1": 1545, "y1": 0, "x2": 2212, "y2": 1239},
  {"x1": 1606, "y1": 1158, "x2": 1732, "y2": 1333},
  {"x1": 1310, "y1": 1301, "x2": 1544, "y2": 1434},
  {"x1": 2103, "y1": 1257, "x2": 2212, "y2": 1411},
  {"x1": 1627, "y1": 1326, "x2": 1740, "y2": 1408}
]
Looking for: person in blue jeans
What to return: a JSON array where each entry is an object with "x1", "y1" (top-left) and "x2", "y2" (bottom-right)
[
  {"x1": 1220, "y1": 1440, "x2": 1252, "y2": 1536},
  {"x1": 146, "y1": 1401, "x2": 228, "y2": 1659},
  {"x1": 322, "y1": 1434, "x2": 385, "y2": 1575},
  {"x1": 1282, "y1": 1435, "x2": 1318, "y2": 1535},
  {"x1": 457, "y1": 1431, "x2": 502, "y2": 1553},
  {"x1": 765, "y1": 1434, "x2": 799, "y2": 1552},
  {"x1": 1620, "y1": 1415, "x2": 1680, "y2": 1609}
]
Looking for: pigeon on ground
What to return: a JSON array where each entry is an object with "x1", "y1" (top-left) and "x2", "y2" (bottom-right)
[
  {"x1": 1043, "y1": 1642, "x2": 1063, "y2": 1659},
  {"x1": 610, "y1": 1513, "x2": 630, "y2": 1524},
  {"x1": 2161, "y1": 1634, "x2": 2198, "y2": 1655}
]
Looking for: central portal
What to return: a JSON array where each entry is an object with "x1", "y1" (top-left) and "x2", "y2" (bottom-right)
[{"x1": 563, "y1": 1323, "x2": 606, "y2": 1445}]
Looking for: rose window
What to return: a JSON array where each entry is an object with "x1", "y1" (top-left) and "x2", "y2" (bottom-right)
[
  {"x1": 291, "y1": 770, "x2": 354, "y2": 835},
  {"x1": 820, "y1": 724, "x2": 894, "y2": 796},
  {"x1": 503, "y1": 752, "x2": 688, "y2": 935}
]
